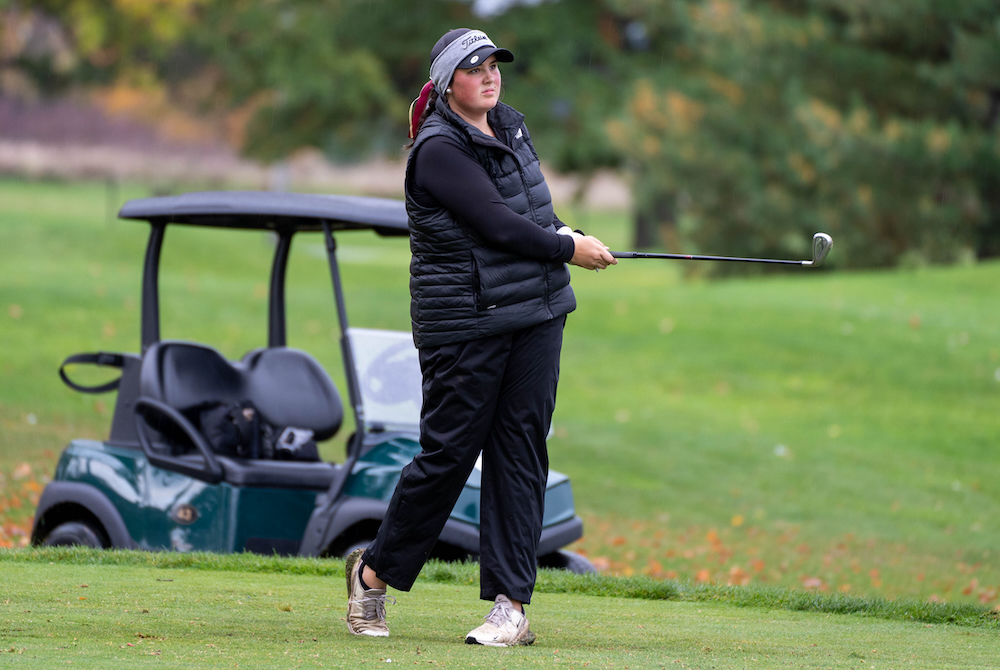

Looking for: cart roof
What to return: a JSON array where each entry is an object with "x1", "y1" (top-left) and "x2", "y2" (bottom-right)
[{"x1": 118, "y1": 191, "x2": 409, "y2": 236}]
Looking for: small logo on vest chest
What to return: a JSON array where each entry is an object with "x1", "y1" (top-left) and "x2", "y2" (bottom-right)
[{"x1": 514, "y1": 128, "x2": 523, "y2": 140}]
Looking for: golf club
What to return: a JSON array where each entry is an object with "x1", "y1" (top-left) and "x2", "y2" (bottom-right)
[{"x1": 610, "y1": 232, "x2": 833, "y2": 267}]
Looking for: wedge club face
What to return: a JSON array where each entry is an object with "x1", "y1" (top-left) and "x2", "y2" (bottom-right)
[{"x1": 806, "y1": 233, "x2": 833, "y2": 266}]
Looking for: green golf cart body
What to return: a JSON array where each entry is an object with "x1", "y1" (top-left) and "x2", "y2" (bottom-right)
[{"x1": 30, "y1": 191, "x2": 592, "y2": 573}]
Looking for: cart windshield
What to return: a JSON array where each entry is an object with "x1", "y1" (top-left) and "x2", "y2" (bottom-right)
[{"x1": 347, "y1": 328, "x2": 422, "y2": 432}]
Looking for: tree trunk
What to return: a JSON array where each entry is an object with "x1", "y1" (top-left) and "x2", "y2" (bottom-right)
[{"x1": 632, "y1": 191, "x2": 676, "y2": 250}]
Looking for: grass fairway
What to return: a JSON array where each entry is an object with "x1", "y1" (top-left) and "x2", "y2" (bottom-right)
[
  {"x1": 1, "y1": 177, "x2": 1000, "y2": 609},
  {"x1": 1, "y1": 552, "x2": 998, "y2": 669}
]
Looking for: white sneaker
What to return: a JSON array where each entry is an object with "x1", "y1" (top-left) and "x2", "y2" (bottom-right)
[
  {"x1": 465, "y1": 594, "x2": 536, "y2": 647},
  {"x1": 345, "y1": 548, "x2": 392, "y2": 637}
]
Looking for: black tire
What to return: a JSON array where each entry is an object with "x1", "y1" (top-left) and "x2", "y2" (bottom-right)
[
  {"x1": 41, "y1": 521, "x2": 107, "y2": 548},
  {"x1": 537, "y1": 550, "x2": 598, "y2": 575}
]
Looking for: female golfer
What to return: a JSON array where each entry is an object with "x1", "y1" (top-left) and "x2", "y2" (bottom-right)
[{"x1": 345, "y1": 27, "x2": 616, "y2": 646}]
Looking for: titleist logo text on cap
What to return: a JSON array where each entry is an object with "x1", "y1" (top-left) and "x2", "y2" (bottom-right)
[{"x1": 461, "y1": 34, "x2": 488, "y2": 49}]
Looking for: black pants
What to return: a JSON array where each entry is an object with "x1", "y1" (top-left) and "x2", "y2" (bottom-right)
[{"x1": 363, "y1": 316, "x2": 564, "y2": 604}]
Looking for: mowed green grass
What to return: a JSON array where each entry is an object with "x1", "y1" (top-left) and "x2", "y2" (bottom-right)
[
  {"x1": 1, "y1": 551, "x2": 998, "y2": 669},
  {"x1": 1, "y1": 178, "x2": 999, "y2": 607}
]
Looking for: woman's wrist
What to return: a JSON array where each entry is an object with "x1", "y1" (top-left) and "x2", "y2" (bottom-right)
[{"x1": 556, "y1": 226, "x2": 584, "y2": 239}]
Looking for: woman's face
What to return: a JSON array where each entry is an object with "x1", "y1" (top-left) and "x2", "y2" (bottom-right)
[{"x1": 448, "y1": 55, "x2": 501, "y2": 120}]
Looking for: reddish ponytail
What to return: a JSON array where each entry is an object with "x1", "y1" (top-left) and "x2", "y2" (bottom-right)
[{"x1": 408, "y1": 80, "x2": 435, "y2": 140}]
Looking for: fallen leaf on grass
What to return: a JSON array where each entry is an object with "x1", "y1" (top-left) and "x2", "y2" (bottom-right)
[
  {"x1": 590, "y1": 556, "x2": 611, "y2": 571},
  {"x1": 728, "y1": 566, "x2": 750, "y2": 586},
  {"x1": 962, "y1": 579, "x2": 978, "y2": 596},
  {"x1": 801, "y1": 576, "x2": 824, "y2": 590}
]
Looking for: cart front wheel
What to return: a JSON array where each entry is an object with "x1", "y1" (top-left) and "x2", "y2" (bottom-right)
[{"x1": 42, "y1": 521, "x2": 107, "y2": 549}]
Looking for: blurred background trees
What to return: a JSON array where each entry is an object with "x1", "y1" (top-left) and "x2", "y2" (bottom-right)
[
  {"x1": 607, "y1": 0, "x2": 1000, "y2": 269},
  {"x1": 3, "y1": 0, "x2": 999, "y2": 270}
]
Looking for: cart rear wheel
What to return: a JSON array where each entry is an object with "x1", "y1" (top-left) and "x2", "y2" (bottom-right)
[
  {"x1": 538, "y1": 550, "x2": 597, "y2": 574},
  {"x1": 41, "y1": 521, "x2": 107, "y2": 549}
]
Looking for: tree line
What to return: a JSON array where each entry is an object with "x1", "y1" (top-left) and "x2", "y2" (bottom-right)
[{"x1": 7, "y1": 0, "x2": 1000, "y2": 270}]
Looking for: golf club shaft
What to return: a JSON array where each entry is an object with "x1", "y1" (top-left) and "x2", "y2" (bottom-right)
[{"x1": 610, "y1": 251, "x2": 809, "y2": 265}]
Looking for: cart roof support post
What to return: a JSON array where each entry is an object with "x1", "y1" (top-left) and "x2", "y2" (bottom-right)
[
  {"x1": 321, "y1": 220, "x2": 365, "y2": 443},
  {"x1": 140, "y1": 221, "x2": 166, "y2": 353},
  {"x1": 268, "y1": 231, "x2": 294, "y2": 348}
]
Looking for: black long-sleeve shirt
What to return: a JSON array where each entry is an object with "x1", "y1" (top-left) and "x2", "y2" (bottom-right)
[{"x1": 410, "y1": 135, "x2": 576, "y2": 264}]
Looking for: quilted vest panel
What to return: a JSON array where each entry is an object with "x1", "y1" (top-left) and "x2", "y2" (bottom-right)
[{"x1": 405, "y1": 99, "x2": 575, "y2": 348}]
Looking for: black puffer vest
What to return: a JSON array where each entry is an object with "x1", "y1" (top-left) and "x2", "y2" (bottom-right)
[{"x1": 405, "y1": 98, "x2": 576, "y2": 348}]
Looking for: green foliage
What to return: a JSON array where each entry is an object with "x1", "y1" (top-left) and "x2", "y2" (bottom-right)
[
  {"x1": 609, "y1": 0, "x2": 1000, "y2": 268},
  {"x1": 191, "y1": 1, "x2": 407, "y2": 161},
  {"x1": 11, "y1": 1, "x2": 1000, "y2": 267},
  {"x1": 16, "y1": 0, "x2": 209, "y2": 90}
]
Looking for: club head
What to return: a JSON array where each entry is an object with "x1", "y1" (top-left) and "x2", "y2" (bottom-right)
[{"x1": 806, "y1": 232, "x2": 833, "y2": 267}]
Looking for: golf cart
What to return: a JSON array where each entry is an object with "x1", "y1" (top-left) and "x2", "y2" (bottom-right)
[{"x1": 31, "y1": 191, "x2": 593, "y2": 573}]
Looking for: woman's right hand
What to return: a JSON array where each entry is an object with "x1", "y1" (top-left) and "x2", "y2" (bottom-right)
[{"x1": 571, "y1": 235, "x2": 618, "y2": 271}]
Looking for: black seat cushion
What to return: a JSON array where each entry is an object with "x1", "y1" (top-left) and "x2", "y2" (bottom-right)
[
  {"x1": 242, "y1": 348, "x2": 343, "y2": 440},
  {"x1": 215, "y1": 456, "x2": 338, "y2": 490},
  {"x1": 164, "y1": 454, "x2": 338, "y2": 490}
]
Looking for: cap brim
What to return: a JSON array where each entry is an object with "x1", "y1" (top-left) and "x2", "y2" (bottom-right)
[{"x1": 457, "y1": 46, "x2": 514, "y2": 69}]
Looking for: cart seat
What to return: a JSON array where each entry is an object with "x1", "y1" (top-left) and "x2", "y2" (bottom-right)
[
  {"x1": 139, "y1": 341, "x2": 343, "y2": 469},
  {"x1": 242, "y1": 347, "x2": 343, "y2": 440}
]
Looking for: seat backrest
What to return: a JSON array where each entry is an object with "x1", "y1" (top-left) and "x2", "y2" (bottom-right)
[
  {"x1": 242, "y1": 347, "x2": 343, "y2": 441},
  {"x1": 140, "y1": 341, "x2": 343, "y2": 442},
  {"x1": 140, "y1": 341, "x2": 245, "y2": 411}
]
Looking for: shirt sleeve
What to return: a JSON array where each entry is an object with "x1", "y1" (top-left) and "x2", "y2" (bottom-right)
[{"x1": 412, "y1": 135, "x2": 575, "y2": 263}]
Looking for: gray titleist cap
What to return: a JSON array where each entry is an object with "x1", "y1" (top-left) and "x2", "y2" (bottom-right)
[{"x1": 429, "y1": 28, "x2": 513, "y2": 92}]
